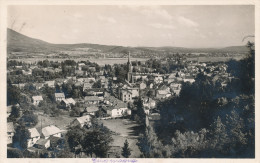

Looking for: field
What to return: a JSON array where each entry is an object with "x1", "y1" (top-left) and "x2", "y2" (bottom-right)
[
  {"x1": 187, "y1": 56, "x2": 245, "y2": 62},
  {"x1": 9, "y1": 57, "x2": 149, "y2": 66},
  {"x1": 34, "y1": 111, "x2": 74, "y2": 131},
  {"x1": 100, "y1": 119, "x2": 142, "y2": 158}
]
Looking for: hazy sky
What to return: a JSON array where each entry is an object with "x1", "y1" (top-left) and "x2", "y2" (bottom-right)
[{"x1": 8, "y1": 5, "x2": 254, "y2": 48}]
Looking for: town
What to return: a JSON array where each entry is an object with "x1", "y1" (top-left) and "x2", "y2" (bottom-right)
[
  {"x1": 6, "y1": 5, "x2": 255, "y2": 159},
  {"x1": 7, "y1": 46, "x2": 254, "y2": 158}
]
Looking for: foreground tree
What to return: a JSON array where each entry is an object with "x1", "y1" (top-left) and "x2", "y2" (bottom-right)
[
  {"x1": 66, "y1": 126, "x2": 85, "y2": 157},
  {"x1": 122, "y1": 139, "x2": 131, "y2": 158},
  {"x1": 137, "y1": 126, "x2": 164, "y2": 158},
  {"x1": 82, "y1": 127, "x2": 113, "y2": 157}
]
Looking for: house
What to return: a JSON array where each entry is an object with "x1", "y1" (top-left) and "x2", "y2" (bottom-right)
[
  {"x1": 84, "y1": 96, "x2": 102, "y2": 105},
  {"x1": 154, "y1": 76, "x2": 163, "y2": 84},
  {"x1": 27, "y1": 128, "x2": 41, "y2": 148},
  {"x1": 83, "y1": 83, "x2": 93, "y2": 91},
  {"x1": 102, "y1": 102, "x2": 130, "y2": 118},
  {"x1": 12, "y1": 83, "x2": 25, "y2": 89},
  {"x1": 85, "y1": 106, "x2": 99, "y2": 115},
  {"x1": 35, "y1": 139, "x2": 50, "y2": 149},
  {"x1": 89, "y1": 67, "x2": 96, "y2": 72},
  {"x1": 183, "y1": 77, "x2": 195, "y2": 84},
  {"x1": 34, "y1": 83, "x2": 44, "y2": 90},
  {"x1": 70, "y1": 115, "x2": 92, "y2": 128},
  {"x1": 167, "y1": 73, "x2": 177, "y2": 84},
  {"x1": 156, "y1": 85, "x2": 171, "y2": 99},
  {"x1": 45, "y1": 80, "x2": 55, "y2": 88},
  {"x1": 78, "y1": 63, "x2": 85, "y2": 71},
  {"x1": 55, "y1": 78, "x2": 65, "y2": 86},
  {"x1": 85, "y1": 88, "x2": 105, "y2": 96},
  {"x1": 170, "y1": 83, "x2": 182, "y2": 96},
  {"x1": 7, "y1": 122, "x2": 15, "y2": 144},
  {"x1": 32, "y1": 96, "x2": 43, "y2": 105},
  {"x1": 7, "y1": 106, "x2": 12, "y2": 117},
  {"x1": 41, "y1": 125, "x2": 64, "y2": 139},
  {"x1": 119, "y1": 89, "x2": 132, "y2": 102},
  {"x1": 143, "y1": 97, "x2": 156, "y2": 109},
  {"x1": 61, "y1": 98, "x2": 76, "y2": 109},
  {"x1": 55, "y1": 93, "x2": 65, "y2": 102},
  {"x1": 139, "y1": 82, "x2": 147, "y2": 90},
  {"x1": 113, "y1": 77, "x2": 117, "y2": 81},
  {"x1": 75, "y1": 70, "x2": 84, "y2": 76}
]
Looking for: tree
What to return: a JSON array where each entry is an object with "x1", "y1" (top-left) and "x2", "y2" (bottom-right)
[
  {"x1": 9, "y1": 105, "x2": 21, "y2": 121},
  {"x1": 7, "y1": 148, "x2": 23, "y2": 158},
  {"x1": 13, "y1": 125, "x2": 30, "y2": 149},
  {"x1": 137, "y1": 126, "x2": 163, "y2": 158},
  {"x1": 7, "y1": 84, "x2": 21, "y2": 105},
  {"x1": 210, "y1": 116, "x2": 229, "y2": 153},
  {"x1": 92, "y1": 80, "x2": 102, "y2": 88},
  {"x1": 82, "y1": 127, "x2": 113, "y2": 157},
  {"x1": 66, "y1": 126, "x2": 85, "y2": 157},
  {"x1": 122, "y1": 139, "x2": 131, "y2": 158},
  {"x1": 133, "y1": 98, "x2": 146, "y2": 125},
  {"x1": 225, "y1": 110, "x2": 247, "y2": 154},
  {"x1": 18, "y1": 112, "x2": 38, "y2": 127}
]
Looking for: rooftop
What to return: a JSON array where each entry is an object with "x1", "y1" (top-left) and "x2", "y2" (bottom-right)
[{"x1": 42, "y1": 125, "x2": 63, "y2": 137}]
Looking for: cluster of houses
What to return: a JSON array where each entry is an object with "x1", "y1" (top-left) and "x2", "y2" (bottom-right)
[{"x1": 7, "y1": 52, "x2": 234, "y2": 156}]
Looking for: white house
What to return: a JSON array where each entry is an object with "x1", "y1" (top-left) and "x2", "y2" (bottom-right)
[
  {"x1": 7, "y1": 122, "x2": 15, "y2": 144},
  {"x1": 120, "y1": 89, "x2": 132, "y2": 102},
  {"x1": 41, "y1": 125, "x2": 64, "y2": 139},
  {"x1": 27, "y1": 128, "x2": 41, "y2": 148},
  {"x1": 70, "y1": 115, "x2": 92, "y2": 128},
  {"x1": 139, "y1": 82, "x2": 147, "y2": 90},
  {"x1": 103, "y1": 102, "x2": 130, "y2": 118},
  {"x1": 45, "y1": 80, "x2": 55, "y2": 88},
  {"x1": 55, "y1": 93, "x2": 65, "y2": 102},
  {"x1": 61, "y1": 98, "x2": 76, "y2": 108},
  {"x1": 32, "y1": 96, "x2": 43, "y2": 105}
]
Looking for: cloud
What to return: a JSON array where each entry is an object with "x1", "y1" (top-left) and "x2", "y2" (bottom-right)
[
  {"x1": 122, "y1": 6, "x2": 172, "y2": 21},
  {"x1": 141, "y1": 7, "x2": 172, "y2": 20},
  {"x1": 177, "y1": 16, "x2": 198, "y2": 27},
  {"x1": 97, "y1": 15, "x2": 116, "y2": 24},
  {"x1": 149, "y1": 23, "x2": 175, "y2": 29}
]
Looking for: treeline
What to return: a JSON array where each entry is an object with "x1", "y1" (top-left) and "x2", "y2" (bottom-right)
[{"x1": 137, "y1": 42, "x2": 255, "y2": 158}]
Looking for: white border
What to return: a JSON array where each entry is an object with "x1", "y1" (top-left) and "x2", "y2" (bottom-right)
[{"x1": 0, "y1": 0, "x2": 259, "y2": 163}]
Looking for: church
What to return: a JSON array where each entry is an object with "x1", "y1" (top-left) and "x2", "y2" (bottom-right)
[{"x1": 126, "y1": 52, "x2": 132, "y2": 82}]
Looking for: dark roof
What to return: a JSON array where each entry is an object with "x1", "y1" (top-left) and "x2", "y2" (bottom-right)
[
  {"x1": 86, "y1": 106, "x2": 99, "y2": 113},
  {"x1": 36, "y1": 139, "x2": 49, "y2": 146},
  {"x1": 85, "y1": 96, "x2": 101, "y2": 101}
]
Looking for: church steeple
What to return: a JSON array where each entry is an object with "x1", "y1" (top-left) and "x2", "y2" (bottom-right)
[
  {"x1": 127, "y1": 52, "x2": 132, "y2": 82},
  {"x1": 127, "y1": 52, "x2": 132, "y2": 73}
]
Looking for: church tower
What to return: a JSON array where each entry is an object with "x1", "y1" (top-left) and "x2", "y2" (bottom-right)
[{"x1": 127, "y1": 52, "x2": 132, "y2": 82}]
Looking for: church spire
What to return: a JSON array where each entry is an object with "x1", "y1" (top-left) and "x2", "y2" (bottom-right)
[
  {"x1": 127, "y1": 51, "x2": 132, "y2": 73},
  {"x1": 128, "y1": 51, "x2": 130, "y2": 63},
  {"x1": 127, "y1": 51, "x2": 132, "y2": 82}
]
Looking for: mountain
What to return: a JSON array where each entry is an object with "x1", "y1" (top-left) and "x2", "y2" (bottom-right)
[{"x1": 7, "y1": 28, "x2": 249, "y2": 55}]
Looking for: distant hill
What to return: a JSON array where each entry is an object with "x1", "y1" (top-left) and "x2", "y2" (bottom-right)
[{"x1": 7, "y1": 28, "x2": 249, "y2": 55}]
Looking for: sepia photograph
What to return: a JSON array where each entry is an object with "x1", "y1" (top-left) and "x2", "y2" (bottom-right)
[{"x1": 3, "y1": 3, "x2": 256, "y2": 160}]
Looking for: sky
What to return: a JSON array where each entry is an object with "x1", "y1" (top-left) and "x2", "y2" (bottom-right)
[{"x1": 8, "y1": 5, "x2": 255, "y2": 48}]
